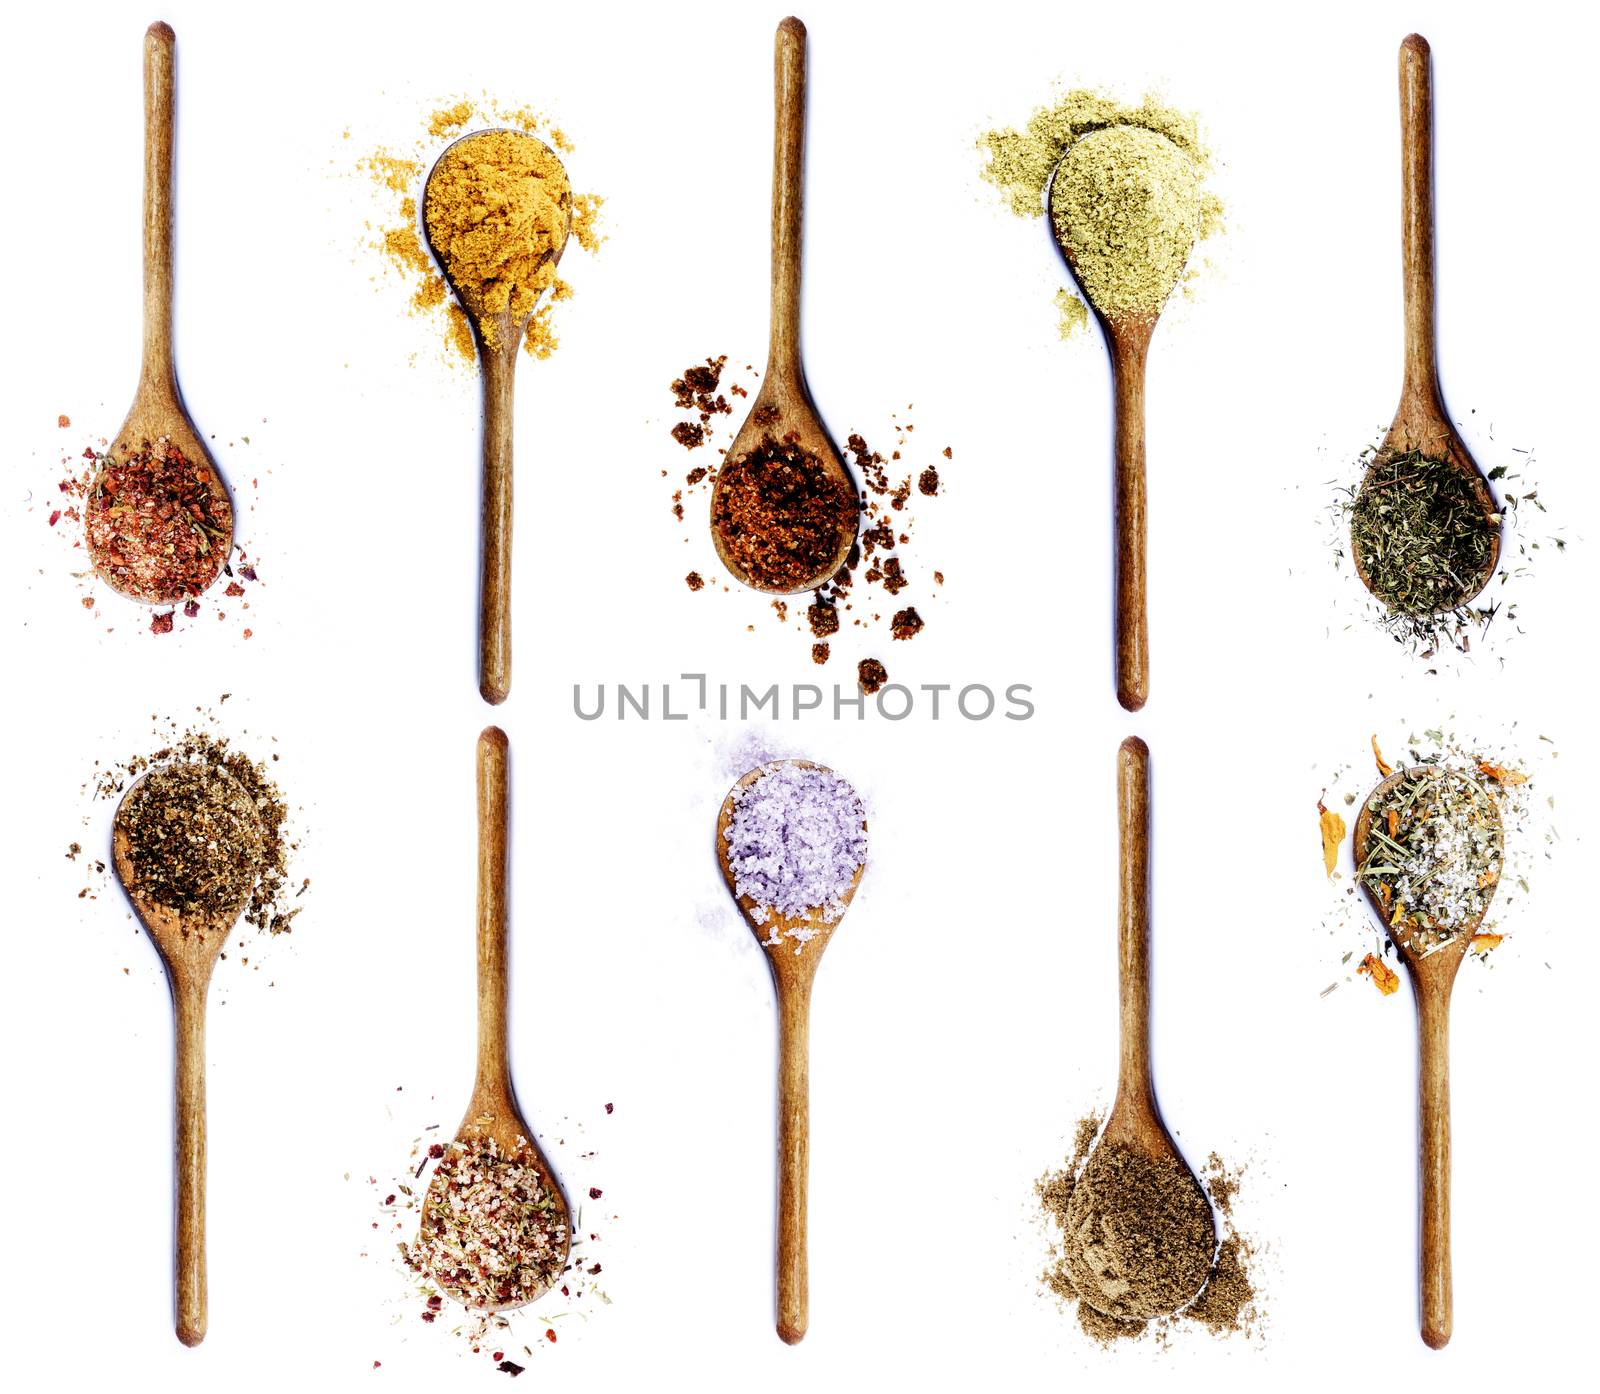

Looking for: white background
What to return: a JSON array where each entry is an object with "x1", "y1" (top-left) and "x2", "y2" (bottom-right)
[{"x1": 2, "y1": 0, "x2": 1595, "y2": 1390}]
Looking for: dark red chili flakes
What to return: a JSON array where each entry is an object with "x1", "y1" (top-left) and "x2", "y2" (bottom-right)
[
  {"x1": 588, "y1": 1187, "x2": 603, "y2": 1200},
  {"x1": 499, "y1": 1359, "x2": 525, "y2": 1375},
  {"x1": 150, "y1": 610, "x2": 175, "y2": 635},
  {"x1": 84, "y1": 438, "x2": 232, "y2": 603},
  {"x1": 47, "y1": 508, "x2": 61, "y2": 526}
]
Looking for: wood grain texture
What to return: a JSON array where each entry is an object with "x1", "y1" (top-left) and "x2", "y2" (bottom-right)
[
  {"x1": 716, "y1": 759, "x2": 866, "y2": 1343},
  {"x1": 111, "y1": 768, "x2": 252, "y2": 1347},
  {"x1": 419, "y1": 727, "x2": 571, "y2": 1310},
  {"x1": 1109, "y1": 322, "x2": 1154, "y2": 713},
  {"x1": 422, "y1": 131, "x2": 573, "y2": 704},
  {"x1": 96, "y1": 21, "x2": 233, "y2": 603},
  {"x1": 710, "y1": 17, "x2": 857, "y2": 595},
  {"x1": 1352, "y1": 766, "x2": 1500, "y2": 1349},
  {"x1": 1353, "y1": 33, "x2": 1500, "y2": 598}
]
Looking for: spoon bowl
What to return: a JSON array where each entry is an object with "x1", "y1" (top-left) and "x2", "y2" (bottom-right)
[
  {"x1": 423, "y1": 130, "x2": 573, "y2": 704},
  {"x1": 1048, "y1": 139, "x2": 1197, "y2": 712},
  {"x1": 1353, "y1": 35, "x2": 1500, "y2": 608},
  {"x1": 717, "y1": 758, "x2": 866, "y2": 1344},
  {"x1": 93, "y1": 23, "x2": 233, "y2": 605},
  {"x1": 419, "y1": 728, "x2": 570, "y2": 1312},
  {"x1": 710, "y1": 18, "x2": 857, "y2": 595},
  {"x1": 1352, "y1": 760, "x2": 1502, "y2": 1349},
  {"x1": 112, "y1": 759, "x2": 263, "y2": 1346}
]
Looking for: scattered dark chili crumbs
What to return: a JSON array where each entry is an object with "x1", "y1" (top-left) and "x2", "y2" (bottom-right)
[
  {"x1": 671, "y1": 422, "x2": 706, "y2": 450},
  {"x1": 891, "y1": 607, "x2": 924, "y2": 640},
  {"x1": 686, "y1": 571, "x2": 705, "y2": 591},
  {"x1": 918, "y1": 466, "x2": 940, "y2": 495},
  {"x1": 812, "y1": 642, "x2": 830, "y2": 664},
  {"x1": 858, "y1": 658, "x2": 888, "y2": 694},
  {"x1": 807, "y1": 600, "x2": 839, "y2": 637}
]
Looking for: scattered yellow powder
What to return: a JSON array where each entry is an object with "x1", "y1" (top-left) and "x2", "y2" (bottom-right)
[
  {"x1": 980, "y1": 88, "x2": 1222, "y2": 322},
  {"x1": 356, "y1": 98, "x2": 602, "y2": 368},
  {"x1": 1054, "y1": 287, "x2": 1089, "y2": 339}
]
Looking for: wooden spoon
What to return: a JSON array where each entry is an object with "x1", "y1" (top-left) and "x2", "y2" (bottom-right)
[
  {"x1": 711, "y1": 17, "x2": 857, "y2": 594},
  {"x1": 1353, "y1": 764, "x2": 1502, "y2": 1349},
  {"x1": 1353, "y1": 34, "x2": 1500, "y2": 604},
  {"x1": 420, "y1": 726, "x2": 571, "y2": 1308},
  {"x1": 93, "y1": 21, "x2": 233, "y2": 602},
  {"x1": 716, "y1": 759, "x2": 866, "y2": 1344},
  {"x1": 1049, "y1": 153, "x2": 1192, "y2": 714},
  {"x1": 1089, "y1": 737, "x2": 1215, "y2": 1299},
  {"x1": 424, "y1": 134, "x2": 573, "y2": 705},
  {"x1": 112, "y1": 762, "x2": 263, "y2": 1346}
]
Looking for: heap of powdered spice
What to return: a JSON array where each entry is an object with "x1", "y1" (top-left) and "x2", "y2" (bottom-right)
[
  {"x1": 43, "y1": 419, "x2": 267, "y2": 637},
  {"x1": 1038, "y1": 1115, "x2": 1262, "y2": 1345},
  {"x1": 666, "y1": 356, "x2": 946, "y2": 689},
  {"x1": 89, "y1": 723, "x2": 303, "y2": 939},
  {"x1": 724, "y1": 763, "x2": 867, "y2": 949},
  {"x1": 356, "y1": 99, "x2": 603, "y2": 365},
  {"x1": 415, "y1": 1135, "x2": 570, "y2": 1311},
  {"x1": 979, "y1": 89, "x2": 1223, "y2": 335}
]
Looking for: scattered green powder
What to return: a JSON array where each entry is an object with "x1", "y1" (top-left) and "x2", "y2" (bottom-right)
[
  {"x1": 1054, "y1": 287, "x2": 1089, "y2": 339},
  {"x1": 980, "y1": 89, "x2": 1223, "y2": 321}
]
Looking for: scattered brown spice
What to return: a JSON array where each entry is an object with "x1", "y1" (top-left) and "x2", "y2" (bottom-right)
[
  {"x1": 58, "y1": 414, "x2": 71, "y2": 428},
  {"x1": 671, "y1": 421, "x2": 706, "y2": 450},
  {"x1": 917, "y1": 466, "x2": 940, "y2": 496},
  {"x1": 685, "y1": 572, "x2": 704, "y2": 591},
  {"x1": 890, "y1": 607, "x2": 924, "y2": 640},
  {"x1": 670, "y1": 356, "x2": 731, "y2": 423},
  {"x1": 711, "y1": 434, "x2": 856, "y2": 592},
  {"x1": 857, "y1": 658, "x2": 888, "y2": 694},
  {"x1": 807, "y1": 600, "x2": 839, "y2": 637},
  {"x1": 811, "y1": 642, "x2": 830, "y2": 664}
]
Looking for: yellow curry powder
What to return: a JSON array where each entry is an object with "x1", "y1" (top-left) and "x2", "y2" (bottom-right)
[
  {"x1": 980, "y1": 88, "x2": 1222, "y2": 327},
  {"x1": 357, "y1": 100, "x2": 603, "y2": 366}
]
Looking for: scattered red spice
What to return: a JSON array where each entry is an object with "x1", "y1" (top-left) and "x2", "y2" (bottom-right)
[
  {"x1": 58, "y1": 414, "x2": 71, "y2": 428},
  {"x1": 670, "y1": 421, "x2": 706, "y2": 449},
  {"x1": 858, "y1": 658, "x2": 888, "y2": 694},
  {"x1": 711, "y1": 434, "x2": 856, "y2": 591},
  {"x1": 671, "y1": 355, "x2": 731, "y2": 420},
  {"x1": 150, "y1": 610, "x2": 175, "y2": 635},
  {"x1": 588, "y1": 1186, "x2": 603, "y2": 1199},
  {"x1": 891, "y1": 607, "x2": 924, "y2": 640},
  {"x1": 48, "y1": 508, "x2": 62, "y2": 526}
]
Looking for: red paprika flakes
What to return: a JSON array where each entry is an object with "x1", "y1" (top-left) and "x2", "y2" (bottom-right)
[{"x1": 84, "y1": 438, "x2": 232, "y2": 603}]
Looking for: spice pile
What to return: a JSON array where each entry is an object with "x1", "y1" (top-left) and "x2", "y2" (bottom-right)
[
  {"x1": 1038, "y1": 1115, "x2": 1262, "y2": 1344},
  {"x1": 1356, "y1": 765, "x2": 1504, "y2": 956},
  {"x1": 41, "y1": 420, "x2": 266, "y2": 636},
  {"x1": 1313, "y1": 729, "x2": 1548, "y2": 996},
  {"x1": 724, "y1": 762, "x2": 867, "y2": 948},
  {"x1": 415, "y1": 1136, "x2": 569, "y2": 1310},
  {"x1": 366, "y1": 1103, "x2": 612, "y2": 1376},
  {"x1": 356, "y1": 100, "x2": 603, "y2": 365},
  {"x1": 979, "y1": 89, "x2": 1223, "y2": 334},
  {"x1": 423, "y1": 131, "x2": 573, "y2": 355},
  {"x1": 84, "y1": 438, "x2": 231, "y2": 603},
  {"x1": 711, "y1": 434, "x2": 857, "y2": 592},
  {"x1": 90, "y1": 725, "x2": 302, "y2": 937},
  {"x1": 1333, "y1": 442, "x2": 1560, "y2": 660},
  {"x1": 667, "y1": 356, "x2": 946, "y2": 688}
]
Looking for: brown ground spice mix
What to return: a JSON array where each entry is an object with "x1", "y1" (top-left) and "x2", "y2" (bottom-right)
[
  {"x1": 711, "y1": 434, "x2": 857, "y2": 592},
  {"x1": 1038, "y1": 1115, "x2": 1263, "y2": 1345}
]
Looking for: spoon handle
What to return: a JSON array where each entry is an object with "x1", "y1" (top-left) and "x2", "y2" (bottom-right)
[
  {"x1": 474, "y1": 727, "x2": 513, "y2": 1098},
  {"x1": 1397, "y1": 34, "x2": 1442, "y2": 413},
  {"x1": 139, "y1": 22, "x2": 178, "y2": 402},
  {"x1": 1416, "y1": 973, "x2": 1454, "y2": 1348},
  {"x1": 767, "y1": 17, "x2": 807, "y2": 385},
  {"x1": 479, "y1": 348, "x2": 516, "y2": 705},
  {"x1": 172, "y1": 966, "x2": 208, "y2": 1346},
  {"x1": 1115, "y1": 736, "x2": 1155, "y2": 1108},
  {"x1": 774, "y1": 972, "x2": 812, "y2": 1344},
  {"x1": 1111, "y1": 333, "x2": 1151, "y2": 712}
]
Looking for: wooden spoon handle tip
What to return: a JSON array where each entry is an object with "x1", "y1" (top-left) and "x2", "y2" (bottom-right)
[
  {"x1": 1416, "y1": 976, "x2": 1454, "y2": 1349},
  {"x1": 172, "y1": 970, "x2": 207, "y2": 1346},
  {"x1": 775, "y1": 976, "x2": 812, "y2": 1344},
  {"x1": 141, "y1": 19, "x2": 177, "y2": 397},
  {"x1": 475, "y1": 727, "x2": 512, "y2": 1096},
  {"x1": 1111, "y1": 341, "x2": 1150, "y2": 712},
  {"x1": 768, "y1": 17, "x2": 807, "y2": 381},
  {"x1": 479, "y1": 348, "x2": 516, "y2": 705},
  {"x1": 1116, "y1": 737, "x2": 1153, "y2": 1103}
]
